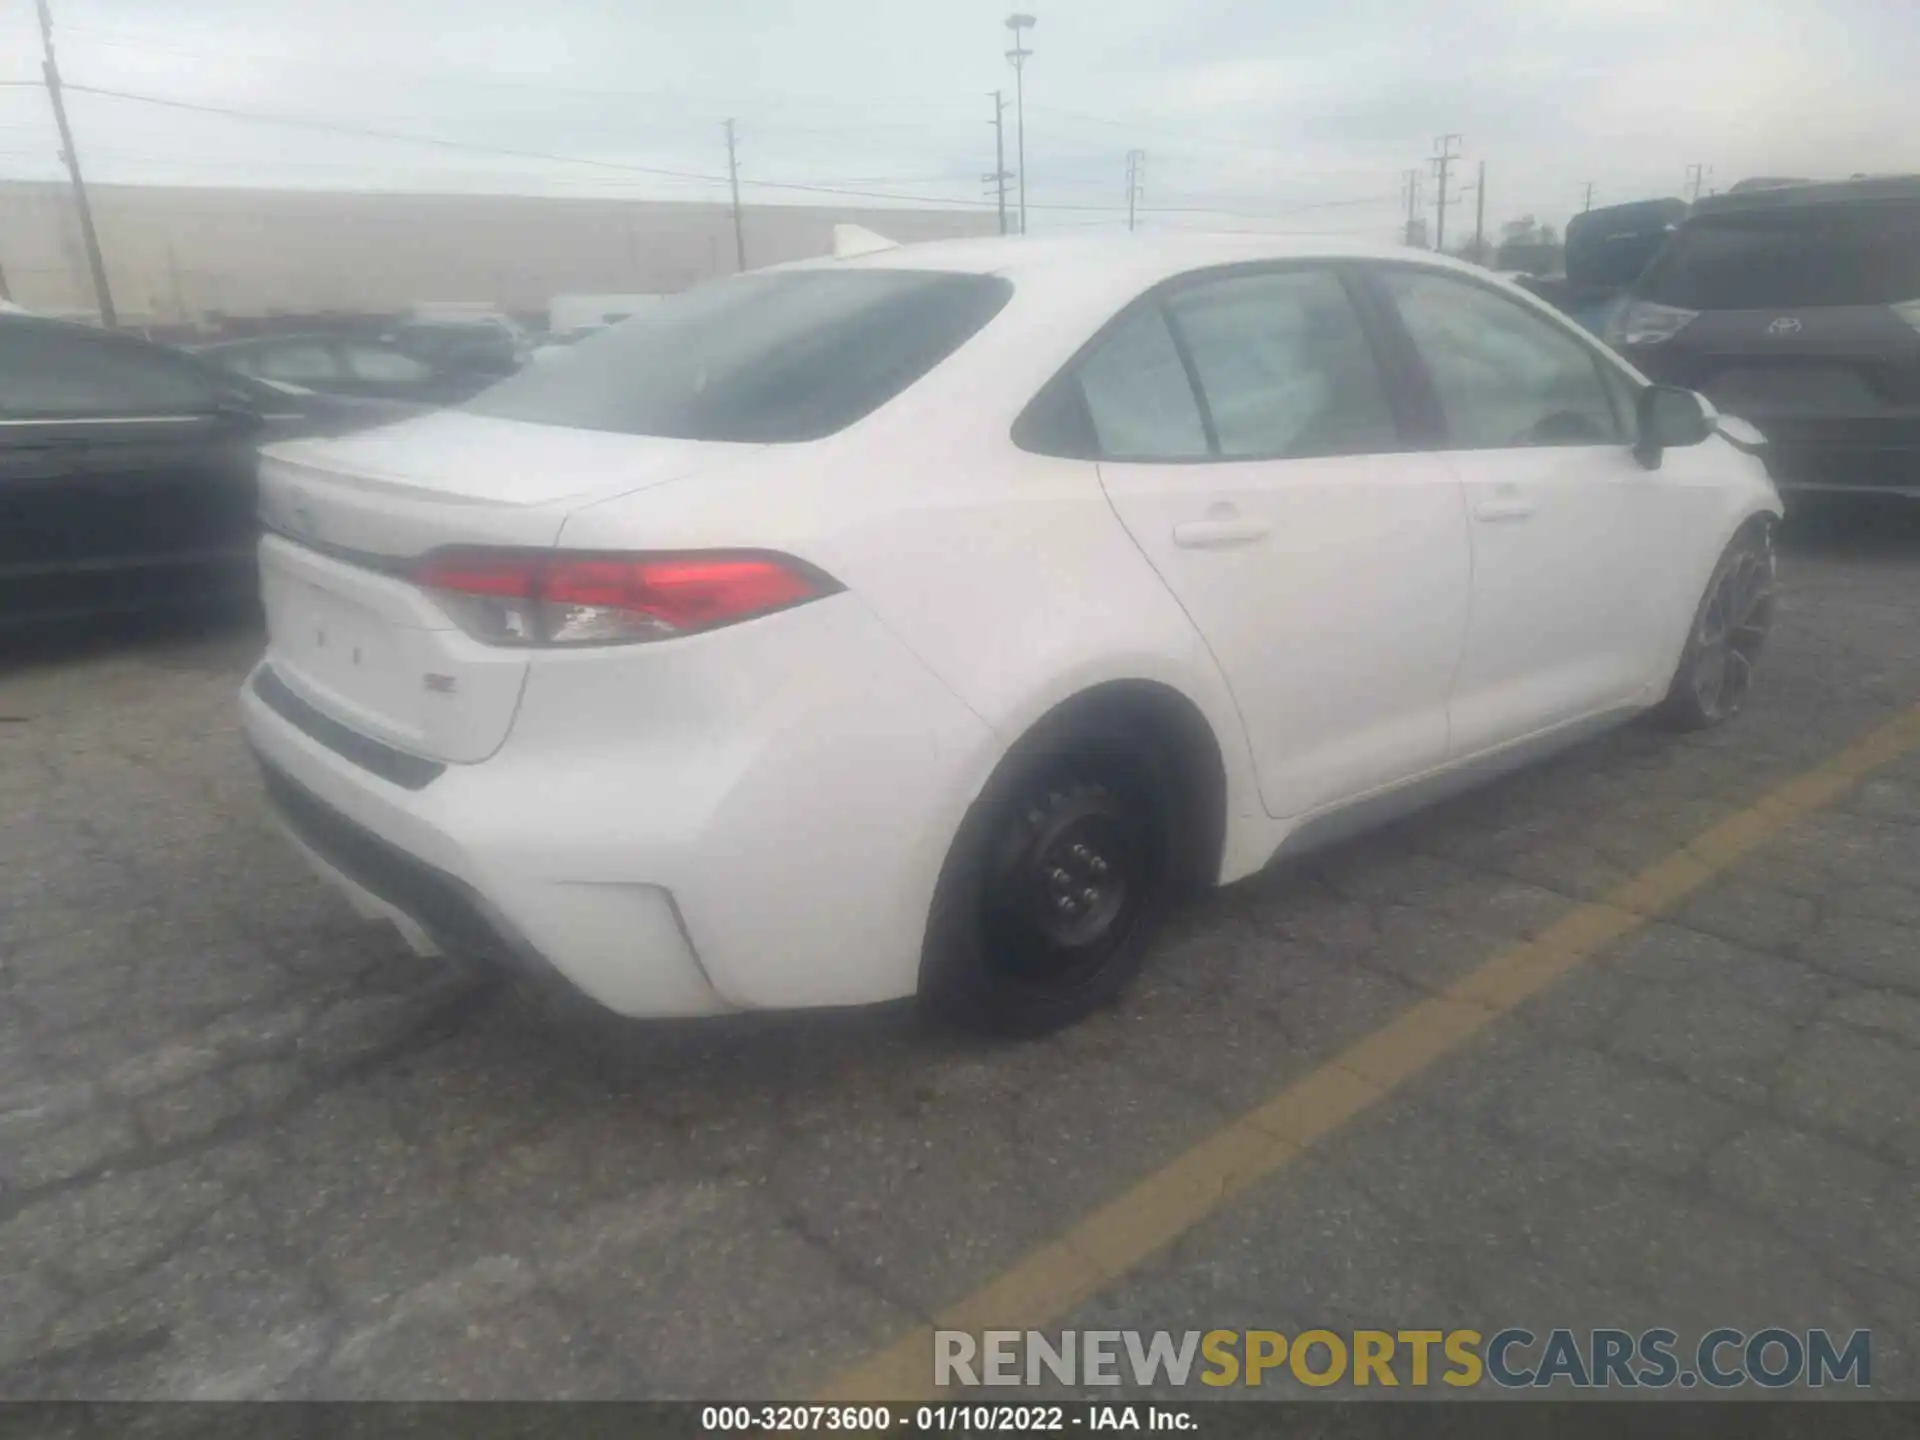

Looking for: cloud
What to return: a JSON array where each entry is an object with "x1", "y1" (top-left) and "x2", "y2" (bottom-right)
[{"x1": 0, "y1": 0, "x2": 1912, "y2": 241}]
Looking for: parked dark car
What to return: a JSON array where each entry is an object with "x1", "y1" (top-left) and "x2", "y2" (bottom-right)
[
  {"x1": 1558, "y1": 197, "x2": 1691, "y2": 335},
  {"x1": 1607, "y1": 175, "x2": 1920, "y2": 499},
  {"x1": 197, "y1": 331, "x2": 495, "y2": 406},
  {"x1": 387, "y1": 318, "x2": 526, "y2": 389},
  {"x1": 0, "y1": 312, "x2": 407, "y2": 626}
]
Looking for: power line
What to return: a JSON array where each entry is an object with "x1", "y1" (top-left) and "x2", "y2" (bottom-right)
[
  {"x1": 64, "y1": 84, "x2": 733, "y2": 182},
  {"x1": 52, "y1": 22, "x2": 987, "y2": 122},
  {"x1": 1022, "y1": 104, "x2": 1387, "y2": 169},
  {"x1": 48, "y1": 83, "x2": 1398, "y2": 220}
]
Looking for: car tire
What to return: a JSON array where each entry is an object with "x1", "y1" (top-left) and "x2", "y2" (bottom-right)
[
  {"x1": 921, "y1": 714, "x2": 1180, "y2": 1037},
  {"x1": 1657, "y1": 521, "x2": 1776, "y2": 732}
]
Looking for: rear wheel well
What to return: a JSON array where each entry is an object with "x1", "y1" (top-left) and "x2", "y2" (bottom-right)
[{"x1": 1001, "y1": 680, "x2": 1228, "y2": 896}]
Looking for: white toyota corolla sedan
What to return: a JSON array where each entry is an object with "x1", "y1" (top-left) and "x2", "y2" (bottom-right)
[{"x1": 240, "y1": 232, "x2": 1780, "y2": 1034}]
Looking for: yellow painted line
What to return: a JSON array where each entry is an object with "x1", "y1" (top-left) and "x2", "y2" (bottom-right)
[{"x1": 821, "y1": 707, "x2": 1920, "y2": 1403}]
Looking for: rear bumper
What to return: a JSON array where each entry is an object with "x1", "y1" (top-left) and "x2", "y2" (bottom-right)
[
  {"x1": 1756, "y1": 428, "x2": 1920, "y2": 496},
  {"x1": 1622, "y1": 349, "x2": 1920, "y2": 495},
  {"x1": 243, "y1": 673, "x2": 731, "y2": 1016},
  {"x1": 254, "y1": 749, "x2": 531, "y2": 965},
  {"x1": 238, "y1": 591, "x2": 997, "y2": 1018}
]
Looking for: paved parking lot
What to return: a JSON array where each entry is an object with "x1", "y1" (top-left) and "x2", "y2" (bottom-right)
[{"x1": 2, "y1": 504, "x2": 1918, "y2": 1402}]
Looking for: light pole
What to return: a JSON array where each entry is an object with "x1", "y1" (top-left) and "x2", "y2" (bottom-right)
[{"x1": 1005, "y1": 13, "x2": 1035, "y2": 235}]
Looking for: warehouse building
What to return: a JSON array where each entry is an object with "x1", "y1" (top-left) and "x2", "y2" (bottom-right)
[{"x1": 0, "y1": 181, "x2": 996, "y2": 330}]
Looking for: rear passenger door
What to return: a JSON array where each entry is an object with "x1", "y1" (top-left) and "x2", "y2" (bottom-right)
[
  {"x1": 1366, "y1": 266, "x2": 1691, "y2": 754},
  {"x1": 1085, "y1": 266, "x2": 1473, "y2": 820},
  {"x1": 0, "y1": 325, "x2": 260, "y2": 606}
]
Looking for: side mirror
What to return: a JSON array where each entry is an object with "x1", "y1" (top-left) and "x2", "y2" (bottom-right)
[{"x1": 1633, "y1": 385, "x2": 1713, "y2": 469}]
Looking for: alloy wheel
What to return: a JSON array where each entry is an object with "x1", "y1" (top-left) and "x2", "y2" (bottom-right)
[{"x1": 1690, "y1": 539, "x2": 1776, "y2": 724}]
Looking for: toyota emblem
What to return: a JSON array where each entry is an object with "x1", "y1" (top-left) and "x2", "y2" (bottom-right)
[{"x1": 1767, "y1": 317, "x2": 1803, "y2": 335}]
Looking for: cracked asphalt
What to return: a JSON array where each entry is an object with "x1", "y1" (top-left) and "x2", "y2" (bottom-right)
[{"x1": 2, "y1": 502, "x2": 1918, "y2": 1402}]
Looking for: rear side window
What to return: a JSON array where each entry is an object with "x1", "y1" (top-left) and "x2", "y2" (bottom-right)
[
  {"x1": 343, "y1": 344, "x2": 434, "y2": 383},
  {"x1": 0, "y1": 323, "x2": 218, "y2": 419},
  {"x1": 1075, "y1": 307, "x2": 1210, "y2": 460},
  {"x1": 398, "y1": 325, "x2": 515, "y2": 368},
  {"x1": 466, "y1": 270, "x2": 1012, "y2": 442},
  {"x1": 1637, "y1": 204, "x2": 1920, "y2": 309},
  {"x1": 1165, "y1": 270, "x2": 1397, "y2": 458},
  {"x1": 251, "y1": 342, "x2": 342, "y2": 385}
]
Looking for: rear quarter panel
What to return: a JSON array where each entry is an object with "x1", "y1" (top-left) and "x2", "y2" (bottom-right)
[{"x1": 555, "y1": 307, "x2": 1273, "y2": 886}]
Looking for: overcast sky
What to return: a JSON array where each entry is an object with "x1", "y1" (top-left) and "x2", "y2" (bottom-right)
[{"x1": 1, "y1": 0, "x2": 1914, "y2": 241}]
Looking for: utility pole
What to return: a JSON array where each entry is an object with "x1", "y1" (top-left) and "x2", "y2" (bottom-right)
[
  {"x1": 35, "y1": 0, "x2": 114, "y2": 327},
  {"x1": 1430, "y1": 134, "x2": 1462, "y2": 255},
  {"x1": 985, "y1": 91, "x2": 1012, "y2": 235},
  {"x1": 1582, "y1": 181, "x2": 1595, "y2": 212},
  {"x1": 1005, "y1": 14, "x2": 1035, "y2": 234},
  {"x1": 724, "y1": 119, "x2": 745, "y2": 272},
  {"x1": 1685, "y1": 162, "x2": 1710, "y2": 203},
  {"x1": 1402, "y1": 168, "x2": 1424, "y2": 247},
  {"x1": 1125, "y1": 149, "x2": 1145, "y2": 232},
  {"x1": 1473, "y1": 160, "x2": 1487, "y2": 264}
]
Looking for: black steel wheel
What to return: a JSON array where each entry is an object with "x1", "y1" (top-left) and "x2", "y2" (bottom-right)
[
  {"x1": 1659, "y1": 524, "x2": 1776, "y2": 731},
  {"x1": 922, "y1": 718, "x2": 1178, "y2": 1036}
]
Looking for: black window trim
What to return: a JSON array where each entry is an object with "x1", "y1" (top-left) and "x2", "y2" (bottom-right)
[
  {"x1": 0, "y1": 317, "x2": 233, "y2": 423},
  {"x1": 1352, "y1": 260, "x2": 1647, "y2": 453},
  {"x1": 1012, "y1": 259, "x2": 1429, "y2": 465}
]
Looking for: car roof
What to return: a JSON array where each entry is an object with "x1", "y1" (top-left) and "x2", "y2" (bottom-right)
[
  {"x1": 774, "y1": 229, "x2": 1478, "y2": 288},
  {"x1": 1692, "y1": 174, "x2": 1920, "y2": 216},
  {"x1": 0, "y1": 311, "x2": 192, "y2": 355},
  {"x1": 198, "y1": 333, "x2": 342, "y2": 351}
]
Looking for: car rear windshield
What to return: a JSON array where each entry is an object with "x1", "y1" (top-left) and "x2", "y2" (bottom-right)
[
  {"x1": 463, "y1": 269, "x2": 1012, "y2": 442},
  {"x1": 1636, "y1": 202, "x2": 1920, "y2": 309}
]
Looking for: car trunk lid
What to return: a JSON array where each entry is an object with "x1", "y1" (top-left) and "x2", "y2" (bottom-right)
[{"x1": 255, "y1": 411, "x2": 764, "y2": 764}]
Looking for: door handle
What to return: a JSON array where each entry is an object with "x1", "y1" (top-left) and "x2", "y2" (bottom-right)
[
  {"x1": 1172, "y1": 517, "x2": 1272, "y2": 548},
  {"x1": 1473, "y1": 497, "x2": 1536, "y2": 522}
]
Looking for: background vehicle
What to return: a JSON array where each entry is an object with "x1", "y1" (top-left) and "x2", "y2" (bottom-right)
[
  {"x1": 198, "y1": 332, "x2": 472, "y2": 409},
  {"x1": 1558, "y1": 197, "x2": 1691, "y2": 335},
  {"x1": 1607, "y1": 175, "x2": 1920, "y2": 499},
  {"x1": 1, "y1": 313, "x2": 395, "y2": 625},
  {"x1": 240, "y1": 235, "x2": 1778, "y2": 1037},
  {"x1": 528, "y1": 322, "x2": 613, "y2": 365},
  {"x1": 383, "y1": 317, "x2": 528, "y2": 392}
]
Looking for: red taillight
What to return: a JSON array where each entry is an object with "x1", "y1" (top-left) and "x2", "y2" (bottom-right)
[
  {"x1": 414, "y1": 549, "x2": 839, "y2": 647},
  {"x1": 413, "y1": 552, "x2": 540, "y2": 599}
]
